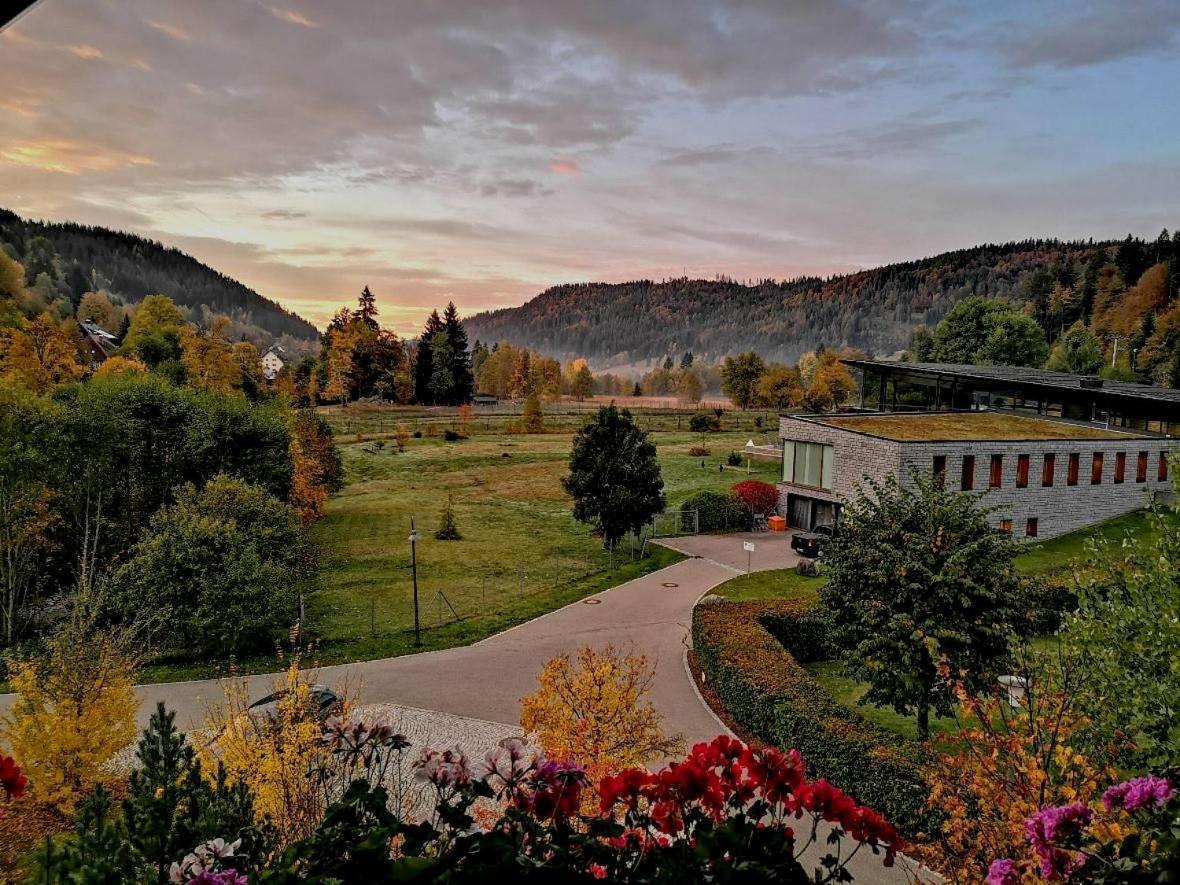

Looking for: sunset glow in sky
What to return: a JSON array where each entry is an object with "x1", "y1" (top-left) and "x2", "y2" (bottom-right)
[{"x1": 3, "y1": 0, "x2": 1180, "y2": 332}]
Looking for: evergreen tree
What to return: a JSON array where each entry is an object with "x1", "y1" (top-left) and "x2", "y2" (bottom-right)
[
  {"x1": 355, "y1": 285, "x2": 378, "y2": 329},
  {"x1": 414, "y1": 310, "x2": 444, "y2": 404},
  {"x1": 442, "y1": 301, "x2": 473, "y2": 405},
  {"x1": 116, "y1": 312, "x2": 131, "y2": 342},
  {"x1": 663, "y1": 355, "x2": 674, "y2": 371},
  {"x1": 680, "y1": 351, "x2": 694, "y2": 369}
]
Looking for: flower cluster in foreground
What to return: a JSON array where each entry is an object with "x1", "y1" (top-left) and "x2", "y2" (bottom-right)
[{"x1": 987, "y1": 773, "x2": 1179, "y2": 883}]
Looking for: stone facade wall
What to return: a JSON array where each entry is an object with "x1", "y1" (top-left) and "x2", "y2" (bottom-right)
[
  {"x1": 776, "y1": 415, "x2": 901, "y2": 509},
  {"x1": 778, "y1": 415, "x2": 1177, "y2": 539}
]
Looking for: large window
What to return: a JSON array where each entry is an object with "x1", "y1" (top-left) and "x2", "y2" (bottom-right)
[
  {"x1": 782, "y1": 440, "x2": 834, "y2": 490},
  {"x1": 932, "y1": 455, "x2": 946, "y2": 487},
  {"x1": 1137, "y1": 451, "x2": 1148, "y2": 483},
  {"x1": 1091, "y1": 452, "x2": 1104, "y2": 485},
  {"x1": 1160, "y1": 452, "x2": 1170, "y2": 482},
  {"x1": 1042, "y1": 453, "x2": 1055, "y2": 487},
  {"x1": 1016, "y1": 454, "x2": 1029, "y2": 488},
  {"x1": 1067, "y1": 453, "x2": 1080, "y2": 486}
]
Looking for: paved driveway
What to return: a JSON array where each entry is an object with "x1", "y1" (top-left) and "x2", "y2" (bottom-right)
[{"x1": 652, "y1": 529, "x2": 802, "y2": 573}]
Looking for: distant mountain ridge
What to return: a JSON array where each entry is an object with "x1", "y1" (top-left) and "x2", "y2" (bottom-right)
[
  {"x1": 0, "y1": 208, "x2": 318, "y2": 343},
  {"x1": 465, "y1": 239, "x2": 1116, "y2": 368}
]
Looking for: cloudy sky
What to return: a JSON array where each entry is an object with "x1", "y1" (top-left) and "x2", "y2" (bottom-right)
[{"x1": 3, "y1": 0, "x2": 1180, "y2": 332}]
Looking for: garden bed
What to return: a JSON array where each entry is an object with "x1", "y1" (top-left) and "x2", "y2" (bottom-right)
[{"x1": 692, "y1": 596, "x2": 934, "y2": 834}]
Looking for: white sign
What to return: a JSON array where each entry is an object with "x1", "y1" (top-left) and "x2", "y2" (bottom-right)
[{"x1": 742, "y1": 541, "x2": 755, "y2": 552}]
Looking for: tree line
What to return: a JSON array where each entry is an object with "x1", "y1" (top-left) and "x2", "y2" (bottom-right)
[
  {"x1": 464, "y1": 239, "x2": 1127, "y2": 367},
  {"x1": 906, "y1": 229, "x2": 1180, "y2": 385},
  {"x1": 0, "y1": 207, "x2": 317, "y2": 348}
]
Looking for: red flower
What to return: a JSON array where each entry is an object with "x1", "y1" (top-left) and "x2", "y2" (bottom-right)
[{"x1": 0, "y1": 755, "x2": 26, "y2": 801}]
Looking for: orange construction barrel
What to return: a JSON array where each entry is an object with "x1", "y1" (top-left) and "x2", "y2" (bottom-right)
[{"x1": 768, "y1": 515, "x2": 787, "y2": 532}]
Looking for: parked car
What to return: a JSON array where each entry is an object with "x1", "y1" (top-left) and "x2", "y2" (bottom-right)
[
  {"x1": 790, "y1": 524, "x2": 835, "y2": 559},
  {"x1": 247, "y1": 683, "x2": 342, "y2": 725}
]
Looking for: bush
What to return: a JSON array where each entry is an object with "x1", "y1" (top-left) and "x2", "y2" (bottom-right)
[
  {"x1": 692, "y1": 598, "x2": 932, "y2": 834},
  {"x1": 443, "y1": 429, "x2": 467, "y2": 442},
  {"x1": 111, "y1": 475, "x2": 310, "y2": 658},
  {"x1": 688, "y1": 412, "x2": 720, "y2": 433},
  {"x1": 726, "y1": 451, "x2": 742, "y2": 467},
  {"x1": 435, "y1": 496, "x2": 461, "y2": 541},
  {"x1": 412, "y1": 429, "x2": 423, "y2": 438},
  {"x1": 731, "y1": 479, "x2": 779, "y2": 514},
  {"x1": 688, "y1": 445, "x2": 711, "y2": 457},
  {"x1": 795, "y1": 557, "x2": 819, "y2": 578},
  {"x1": 681, "y1": 490, "x2": 752, "y2": 533}
]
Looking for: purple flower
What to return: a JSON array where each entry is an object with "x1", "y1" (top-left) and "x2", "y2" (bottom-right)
[
  {"x1": 189, "y1": 872, "x2": 246, "y2": 885},
  {"x1": 1102, "y1": 775, "x2": 1175, "y2": 813},
  {"x1": 986, "y1": 858, "x2": 1021, "y2": 885}
]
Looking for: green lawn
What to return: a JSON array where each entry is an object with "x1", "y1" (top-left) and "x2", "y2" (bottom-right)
[
  {"x1": 141, "y1": 428, "x2": 778, "y2": 682},
  {"x1": 712, "y1": 569, "x2": 825, "y2": 602},
  {"x1": 1015, "y1": 507, "x2": 1176, "y2": 576},
  {"x1": 802, "y1": 661, "x2": 963, "y2": 740}
]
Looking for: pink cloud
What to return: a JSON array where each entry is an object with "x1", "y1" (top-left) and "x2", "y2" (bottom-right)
[{"x1": 549, "y1": 158, "x2": 580, "y2": 176}]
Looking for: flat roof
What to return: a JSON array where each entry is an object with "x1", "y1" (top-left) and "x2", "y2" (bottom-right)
[
  {"x1": 844, "y1": 360, "x2": 1180, "y2": 406},
  {"x1": 813, "y1": 411, "x2": 1139, "y2": 442}
]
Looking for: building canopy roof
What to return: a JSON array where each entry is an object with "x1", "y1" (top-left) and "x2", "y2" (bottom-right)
[{"x1": 843, "y1": 360, "x2": 1180, "y2": 407}]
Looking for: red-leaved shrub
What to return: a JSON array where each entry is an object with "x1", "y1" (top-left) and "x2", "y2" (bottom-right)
[{"x1": 731, "y1": 479, "x2": 779, "y2": 515}]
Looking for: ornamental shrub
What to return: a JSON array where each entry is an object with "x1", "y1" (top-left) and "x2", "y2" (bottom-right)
[
  {"x1": 688, "y1": 445, "x2": 711, "y2": 457},
  {"x1": 681, "y1": 490, "x2": 752, "y2": 532},
  {"x1": 688, "y1": 411, "x2": 720, "y2": 433},
  {"x1": 731, "y1": 479, "x2": 779, "y2": 514},
  {"x1": 692, "y1": 597, "x2": 932, "y2": 834},
  {"x1": 111, "y1": 475, "x2": 310, "y2": 658}
]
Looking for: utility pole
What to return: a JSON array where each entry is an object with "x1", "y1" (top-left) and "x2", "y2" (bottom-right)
[{"x1": 410, "y1": 517, "x2": 421, "y2": 647}]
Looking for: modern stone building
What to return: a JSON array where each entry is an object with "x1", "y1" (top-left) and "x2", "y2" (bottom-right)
[{"x1": 778, "y1": 411, "x2": 1175, "y2": 539}]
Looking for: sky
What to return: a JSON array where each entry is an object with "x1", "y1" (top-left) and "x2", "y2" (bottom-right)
[{"x1": 2, "y1": 0, "x2": 1180, "y2": 333}]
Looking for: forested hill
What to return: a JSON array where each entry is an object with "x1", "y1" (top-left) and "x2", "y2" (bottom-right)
[
  {"x1": 0, "y1": 208, "x2": 318, "y2": 343},
  {"x1": 465, "y1": 239, "x2": 1116, "y2": 368}
]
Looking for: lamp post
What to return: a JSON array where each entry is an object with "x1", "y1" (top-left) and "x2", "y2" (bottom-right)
[{"x1": 409, "y1": 517, "x2": 421, "y2": 647}]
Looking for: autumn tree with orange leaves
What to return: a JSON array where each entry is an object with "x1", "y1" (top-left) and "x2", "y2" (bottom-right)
[
  {"x1": 287, "y1": 408, "x2": 344, "y2": 522},
  {"x1": 520, "y1": 644, "x2": 683, "y2": 804},
  {"x1": 915, "y1": 644, "x2": 1124, "y2": 882}
]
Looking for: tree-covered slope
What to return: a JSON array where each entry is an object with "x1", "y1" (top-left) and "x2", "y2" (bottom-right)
[
  {"x1": 465, "y1": 239, "x2": 1118, "y2": 367},
  {"x1": 0, "y1": 208, "x2": 318, "y2": 343}
]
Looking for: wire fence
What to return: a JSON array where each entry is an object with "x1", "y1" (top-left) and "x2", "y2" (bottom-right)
[
  {"x1": 322, "y1": 403, "x2": 781, "y2": 440},
  {"x1": 352, "y1": 532, "x2": 662, "y2": 637}
]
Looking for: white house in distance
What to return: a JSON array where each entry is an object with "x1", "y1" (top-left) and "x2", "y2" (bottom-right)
[{"x1": 262, "y1": 345, "x2": 285, "y2": 381}]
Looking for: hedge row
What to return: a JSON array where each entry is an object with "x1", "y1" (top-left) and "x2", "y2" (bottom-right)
[
  {"x1": 681, "y1": 490, "x2": 753, "y2": 533},
  {"x1": 692, "y1": 597, "x2": 935, "y2": 835}
]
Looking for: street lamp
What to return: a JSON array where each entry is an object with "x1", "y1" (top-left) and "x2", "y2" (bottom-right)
[{"x1": 409, "y1": 517, "x2": 421, "y2": 647}]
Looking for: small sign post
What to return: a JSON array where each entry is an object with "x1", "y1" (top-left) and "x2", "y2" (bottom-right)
[{"x1": 743, "y1": 540, "x2": 755, "y2": 573}]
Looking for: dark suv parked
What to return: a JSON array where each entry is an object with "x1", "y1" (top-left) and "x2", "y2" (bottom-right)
[{"x1": 790, "y1": 523, "x2": 835, "y2": 559}]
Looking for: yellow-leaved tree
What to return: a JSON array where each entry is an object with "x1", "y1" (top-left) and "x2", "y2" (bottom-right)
[
  {"x1": 93, "y1": 354, "x2": 147, "y2": 378},
  {"x1": 520, "y1": 645, "x2": 683, "y2": 803},
  {"x1": 0, "y1": 312, "x2": 84, "y2": 394},
  {"x1": 181, "y1": 316, "x2": 241, "y2": 393},
  {"x1": 1, "y1": 617, "x2": 138, "y2": 813},
  {"x1": 201, "y1": 660, "x2": 346, "y2": 844}
]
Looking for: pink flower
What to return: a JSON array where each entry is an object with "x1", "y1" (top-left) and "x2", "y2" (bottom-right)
[
  {"x1": 1025, "y1": 804, "x2": 1091, "y2": 880},
  {"x1": 986, "y1": 858, "x2": 1021, "y2": 885},
  {"x1": 1102, "y1": 775, "x2": 1175, "y2": 813}
]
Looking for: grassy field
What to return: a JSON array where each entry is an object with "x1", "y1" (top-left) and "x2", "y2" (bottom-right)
[{"x1": 140, "y1": 420, "x2": 781, "y2": 682}]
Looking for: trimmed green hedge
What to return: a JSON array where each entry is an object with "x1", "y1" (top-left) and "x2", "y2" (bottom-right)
[
  {"x1": 682, "y1": 490, "x2": 753, "y2": 533},
  {"x1": 692, "y1": 597, "x2": 935, "y2": 835}
]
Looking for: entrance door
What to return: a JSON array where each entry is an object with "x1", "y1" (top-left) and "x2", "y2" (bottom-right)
[{"x1": 787, "y1": 494, "x2": 812, "y2": 530}]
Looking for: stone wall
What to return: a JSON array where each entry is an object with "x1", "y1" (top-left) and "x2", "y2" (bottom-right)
[{"x1": 778, "y1": 415, "x2": 1176, "y2": 539}]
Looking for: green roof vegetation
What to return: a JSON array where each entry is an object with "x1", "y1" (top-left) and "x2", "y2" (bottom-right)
[{"x1": 819, "y1": 411, "x2": 1135, "y2": 442}]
